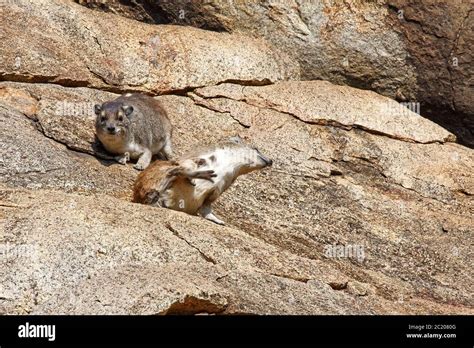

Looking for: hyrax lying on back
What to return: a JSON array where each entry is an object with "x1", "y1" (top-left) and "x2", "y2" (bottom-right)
[
  {"x1": 94, "y1": 93, "x2": 172, "y2": 170},
  {"x1": 133, "y1": 136, "x2": 273, "y2": 225}
]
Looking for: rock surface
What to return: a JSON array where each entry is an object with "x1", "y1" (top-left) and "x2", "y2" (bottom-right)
[
  {"x1": 93, "y1": 0, "x2": 473, "y2": 146},
  {"x1": 191, "y1": 81, "x2": 455, "y2": 144},
  {"x1": 387, "y1": 0, "x2": 474, "y2": 147},
  {"x1": 0, "y1": 0, "x2": 473, "y2": 315},
  {"x1": 1, "y1": 80, "x2": 473, "y2": 314},
  {"x1": 0, "y1": 0, "x2": 298, "y2": 94},
  {"x1": 0, "y1": 82, "x2": 137, "y2": 198}
]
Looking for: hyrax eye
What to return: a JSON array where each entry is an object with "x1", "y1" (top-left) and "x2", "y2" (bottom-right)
[
  {"x1": 100, "y1": 116, "x2": 106, "y2": 122},
  {"x1": 118, "y1": 116, "x2": 124, "y2": 122}
]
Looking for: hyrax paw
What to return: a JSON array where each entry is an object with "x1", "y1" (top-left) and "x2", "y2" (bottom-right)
[
  {"x1": 133, "y1": 163, "x2": 145, "y2": 171},
  {"x1": 116, "y1": 152, "x2": 130, "y2": 165},
  {"x1": 198, "y1": 170, "x2": 217, "y2": 182}
]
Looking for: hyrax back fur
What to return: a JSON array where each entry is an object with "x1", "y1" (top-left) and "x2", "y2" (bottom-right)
[
  {"x1": 133, "y1": 136, "x2": 273, "y2": 225},
  {"x1": 94, "y1": 93, "x2": 172, "y2": 170}
]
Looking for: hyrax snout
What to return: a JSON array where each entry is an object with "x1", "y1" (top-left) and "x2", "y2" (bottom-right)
[
  {"x1": 94, "y1": 93, "x2": 173, "y2": 170},
  {"x1": 133, "y1": 136, "x2": 273, "y2": 225}
]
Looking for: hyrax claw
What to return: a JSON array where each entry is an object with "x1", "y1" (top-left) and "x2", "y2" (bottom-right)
[{"x1": 196, "y1": 170, "x2": 217, "y2": 181}]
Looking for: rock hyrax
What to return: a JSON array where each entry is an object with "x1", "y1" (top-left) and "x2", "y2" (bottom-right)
[
  {"x1": 94, "y1": 93, "x2": 172, "y2": 170},
  {"x1": 133, "y1": 136, "x2": 273, "y2": 225}
]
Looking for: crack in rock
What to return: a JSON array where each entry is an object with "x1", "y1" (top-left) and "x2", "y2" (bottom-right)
[
  {"x1": 269, "y1": 273, "x2": 310, "y2": 284},
  {"x1": 165, "y1": 223, "x2": 217, "y2": 265},
  {"x1": 190, "y1": 96, "x2": 250, "y2": 129},
  {"x1": 192, "y1": 87, "x2": 450, "y2": 144}
]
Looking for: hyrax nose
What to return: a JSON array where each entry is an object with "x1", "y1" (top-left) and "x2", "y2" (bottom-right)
[
  {"x1": 107, "y1": 126, "x2": 116, "y2": 133},
  {"x1": 256, "y1": 150, "x2": 273, "y2": 167}
]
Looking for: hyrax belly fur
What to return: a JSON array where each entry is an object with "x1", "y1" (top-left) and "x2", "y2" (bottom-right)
[
  {"x1": 133, "y1": 136, "x2": 273, "y2": 225},
  {"x1": 94, "y1": 93, "x2": 172, "y2": 170}
]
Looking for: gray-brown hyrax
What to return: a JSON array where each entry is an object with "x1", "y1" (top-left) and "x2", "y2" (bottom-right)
[{"x1": 94, "y1": 93, "x2": 173, "y2": 170}]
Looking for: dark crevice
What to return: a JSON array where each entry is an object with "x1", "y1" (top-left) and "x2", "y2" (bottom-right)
[
  {"x1": 216, "y1": 78, "x2": 273, "y2": 87},
  {"x1": 121, "y1": 0, "x2": 173, "y2": 24},
  {"x1": 0, "y1": 203, "x2": 28, "y2": 209},
  {"x1": 1, "y1": 72, "x2": 141, "y2": 96},
  {"x1": 328, "y1": 281, "x2": 348, "y2": 291},
  {"x1": 159, "y1": 85, "x2": 201, "y2": 96},
  {"x1": 75, "y1": 0, "x2": 230, "y2": 33},
  {"x1": 269, "y1": 273, "x2": 310, "y2": 284},
  {"x1": 1, "y1": 75, "x2": 275, "y2": 99},
  {"x1": 157, "y1": 295, "x2": 227, "y2": 315},
  {"x1": 457, "y1": 189, "x2": 472, "y2": 197},
  {"x1": 386, "y1": 3, "x2": 474, "y2": 150},
  {"x1": 422, "y1": 104, "x2": 474, "y2": 149},
  {"x1": 271, "y1": 169, "x2": 325, "y2": 181},
  {"x1": 75, "y1": 0, "x2": 172, "y2": 25},
  {"x1": 152, "y1": 1, "x2": 229, "y2": 33},
  {"x1": 0, "y1": 73, "x2": 91, "y2": 88}
]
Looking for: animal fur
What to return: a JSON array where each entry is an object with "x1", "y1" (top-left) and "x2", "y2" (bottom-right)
[
  {"x1": 94, "y1": 93, "x2": 173, "y2": 170},
  {"x1": 133, "y1": 136, "x2": 273, "y2": 225}
]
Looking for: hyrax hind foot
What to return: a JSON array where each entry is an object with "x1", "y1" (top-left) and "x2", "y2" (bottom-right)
[
  {"x1": 192, "y1": 170, "x2": 217, "y2": 182},
  {"x1": 185, "y1": 170, "x2": 216, "y2": 186},
  {"x1": 199, "y1": 204, "x2": 225, "y2": 225},
  {"x1": 115, "y1": 152, "x2": 130, "y2": 165},
  {"x1": 205, "y1": 214, "x2": 225, "y2": 225}
]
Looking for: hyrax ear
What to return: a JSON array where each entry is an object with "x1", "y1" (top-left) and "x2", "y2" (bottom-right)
[
  {"x1": 228, "y1": 135, "x2": 243, "y2": 144},
  {"x1": 122, "y1": 105, "x2": 134, "y2": 117},
  {"x1": 94, "y1": 104, "x2": 102, "y2": 115},
  {"x1": 193, "y1": 158, "x2": 207, "y2": 167}
]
